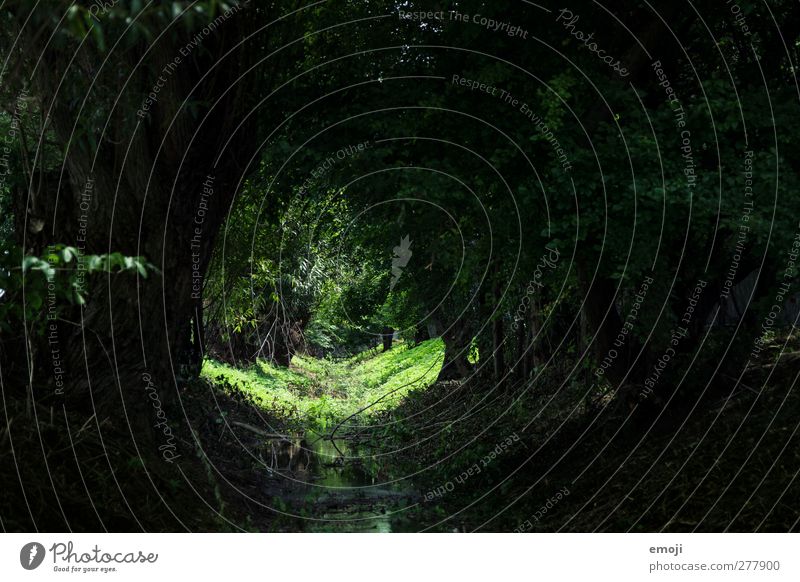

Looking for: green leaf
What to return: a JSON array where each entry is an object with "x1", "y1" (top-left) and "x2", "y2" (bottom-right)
[
  {"x1": 21, "y1": 256, "x2": 39, "y2": 272},
  {"x1": 61, "y1": 247, "x2": 78, "y2": 263},
  {"x1": 87, "y1": 255, "x2": 104, "y2": 271}
]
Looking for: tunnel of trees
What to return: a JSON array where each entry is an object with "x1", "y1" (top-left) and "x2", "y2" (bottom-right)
[{"x1": 1, "y1": 0, "x2": 799, "y2": 532}]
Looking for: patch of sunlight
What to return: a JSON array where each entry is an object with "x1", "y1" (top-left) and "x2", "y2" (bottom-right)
[
  {"x1": 467, "y1": 336, "x2": 479, "y2": 364},
  {"x1": 201, "y1": 338, "x2": 445, "y2": 430}
]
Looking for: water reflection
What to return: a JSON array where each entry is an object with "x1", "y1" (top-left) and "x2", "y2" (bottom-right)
[{"x1": 268, "y1": 435, "x2": 418, "y2": 532}]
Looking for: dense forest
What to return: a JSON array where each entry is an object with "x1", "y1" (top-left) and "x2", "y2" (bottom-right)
[{"x1": 1, "y1": 0, "x2": 799, "y2": 532}]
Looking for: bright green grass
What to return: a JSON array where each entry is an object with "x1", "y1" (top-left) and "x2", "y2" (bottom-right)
[{"x1": 201, "y1": 338, "x2": 444, "y2": 430}]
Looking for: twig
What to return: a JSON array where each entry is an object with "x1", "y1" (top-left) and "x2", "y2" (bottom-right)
[{"x1": 230, "y1": 420, "x2": 290, "y2": 440}]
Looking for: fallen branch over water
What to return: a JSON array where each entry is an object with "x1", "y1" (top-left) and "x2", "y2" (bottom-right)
[{"x1": 230, "y1": 421, "x2": 291, "y2": 440}]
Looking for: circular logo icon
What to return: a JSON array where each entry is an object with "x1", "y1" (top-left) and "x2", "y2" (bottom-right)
[{"x1": 20, "y1": 542, "x2": 46, "y2": 570}]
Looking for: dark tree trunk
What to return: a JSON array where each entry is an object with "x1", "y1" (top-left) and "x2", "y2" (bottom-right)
[
  {"x1": 525, "y1": 302, "x2": 542, "y2": 378},
  {"x1": 576, "y1": 261, "x2": 632, "y2": 389},
  {"x1": 382, "y1": 326, "x2": 394, "y2": 352},
  {"x1": 266, "y1": 319, "x2": 306, "y2": 367},
  {"x1": 515, "y1": 318, "x2": 526, "y2": 381},
  {"x1": 414, "y1": 324, "x2": 430, "y2": 345},
  {"x1": 492, "y1": 279, "x2": 506, "y2": 385},
  {"x1": 438, "y1": 318, "x2": 472, "y2": 381},
  {"x1": 492, "y1": 314, "x2": 506, "y2": 385},
  {"x1": 4, "y1": 4, "x2": 264, "y2": 488}
]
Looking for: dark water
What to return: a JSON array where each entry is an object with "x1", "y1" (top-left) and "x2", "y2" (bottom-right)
[{"x1": 268, "y1": 435, "x2": 422, "y2": 532}]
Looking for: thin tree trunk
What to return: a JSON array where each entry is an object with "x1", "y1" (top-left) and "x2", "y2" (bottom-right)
[
  {"x1": 438, "y1": 318, "x2": 471, "y2": 380},
  {"x1": 492, "y1": 285, "x2": 506, "y2": 386},
  {"x1": 382, "y1": 326, "x2": 394, "y2": 351}
]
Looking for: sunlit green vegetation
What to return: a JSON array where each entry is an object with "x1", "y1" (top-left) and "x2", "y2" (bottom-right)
[
  {"x1": 201, "y1": 339, "x2": 444, "y2": 430},
  {"x1": 3, "y1": 0, "x2": 800, "y2": 534}
]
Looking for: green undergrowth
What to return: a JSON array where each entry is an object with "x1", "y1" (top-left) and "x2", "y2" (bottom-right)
[
  {"x1": 379, "y1": 346, "x2": 800, "y2": 531},
  {"x1": 201, "y1": 338, "x2": 445, "y2": 430}
]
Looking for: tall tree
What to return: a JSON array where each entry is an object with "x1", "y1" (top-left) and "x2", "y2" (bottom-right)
[{"x1": 0, "y1": 1, "x2": 297, "y2": 493}]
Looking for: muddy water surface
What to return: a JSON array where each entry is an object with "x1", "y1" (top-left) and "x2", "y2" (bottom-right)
[{"x1": 268, "y1": 435, "x2": 423, "y2": 532}]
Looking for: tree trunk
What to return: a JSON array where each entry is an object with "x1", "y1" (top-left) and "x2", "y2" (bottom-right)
[
  {"x1": 492, "y1": 313, "x2": 506, "y2": 386},
  {"x1": 576, "y1": 261, "x2": 631, "y2": 388},
  {"x1": 6, "y1": 5, "x2": 263, "y2": 489},
  {"x1": 438, "y1": 317, "x2": 472, "y2": 381},
  {"x1": 414, "y1": 324, "x2": 430, "y2": 345},
  {"x1": 382, "y1": 326, "x2": 394, "y2": 352},
  {"x1": 525, "y1": 301, "x2": 542, "y2": 377},
  {"x1": 516, "y1": 317, "x2": 526, "y2": 382}
]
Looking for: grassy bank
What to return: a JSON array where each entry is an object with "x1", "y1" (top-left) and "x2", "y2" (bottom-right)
[
  {"x1": 201, "y1": 338, "x2": 445, "y2": 431},
  {"x1": 201, "y1": 337, "x2": 800, "y2": 532}
]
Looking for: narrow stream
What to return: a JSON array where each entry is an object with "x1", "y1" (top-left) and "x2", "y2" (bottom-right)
[{"x1": 270, "y1": 435, "x2": 421, "y2": 532}]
